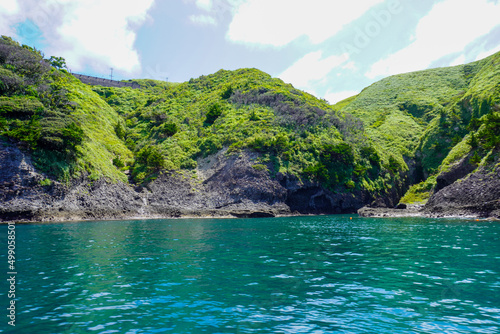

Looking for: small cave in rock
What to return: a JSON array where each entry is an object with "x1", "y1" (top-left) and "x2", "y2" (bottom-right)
[{"x1": 286, "y1": 187, "x2": 339, "y2": 214}]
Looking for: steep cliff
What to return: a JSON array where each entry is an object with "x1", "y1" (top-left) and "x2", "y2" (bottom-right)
[{"x1": 0, "y1": 142, "x2": 373, "y2": 221}]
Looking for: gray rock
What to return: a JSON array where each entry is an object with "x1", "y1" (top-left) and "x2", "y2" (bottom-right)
[
  {"x1": 11, "y1": 140, "x2": 497, "y2": 222},
  {"x1": 434, "y1": 154, "x2": 476, "y2": 193},
  {"x1": 424, "y1": 167, "x2": 500, "y2": 218}
]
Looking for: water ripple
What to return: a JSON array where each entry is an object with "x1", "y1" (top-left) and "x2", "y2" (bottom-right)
[{"x1": 5, "y1": 216, "x2": 500, "y2": 333}]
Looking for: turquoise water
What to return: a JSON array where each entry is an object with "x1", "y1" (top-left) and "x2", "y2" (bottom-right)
[{"x1": 1, "y1": 216, "x2": 499, "y2": 333}]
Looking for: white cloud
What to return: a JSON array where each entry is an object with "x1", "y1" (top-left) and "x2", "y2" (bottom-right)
[
  {"x1": 227, "y1": 0, "x2": 383, "y2": 47},
  {"x1": 2, "y1": 0, "x2": 155, "y2": 75},
  {"x1": 324, "y1": 90, "x2": 359, "y2": 104},
  {"x1": 366, "y1": 0, "x2": 500, "y2": 79},
  {"x1": 187, "y1": 0, "x2": 238, "y2": 27},
  {"x1": 190, "y1": 14, "x2": 217, "y2": 25},
  {"x1": 342, "y1": 61, "x2": 357, "y2": 71},
  {"x1": 279, "y1": 51, "x2": 349, "y2": 89},
  {"x1": 0, "y1": 0, "x2": 19, "y2": 14},
  {"x1": 449, "y1": 54, "x2": 466, "y2": 67},
  {"x1": 195, "y1": 0, "x2": 212, "y2": 11},
  {"x1": 475, "y1": 45, "x2": 500, "y2": 61},
  {"x1": 55, "y1": 0, "x2": 155, "y2": 74},
  {"x1": 0, "y1": 0, "x2": 20, "y2": 37}
]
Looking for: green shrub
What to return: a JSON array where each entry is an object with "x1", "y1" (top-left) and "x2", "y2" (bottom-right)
[
  {"x1": 198, "y1": 137, "x2": 222, "y2": 157},
  {"x1": 39, "y1": 178, "x2": 52, "y2": 186},
  {"x1": 470, "y1": 151, "x2": 481, "y2": 165},
  {"x1": 134, "y1": 171, "x2": 147, "y2": 183},
  {"x1": 147, "y1": 148, "x2": 165, "y2": 169},
  {"x1": 386, "y1": 155, "x2": 401, "y2": 174},
  {"x1": 37, "y1": 121, "x2": 84, "y2": 153},
  {"x1": 131, "y1": 145, "x2": 166, "y2": 183},
  {"x1": 304, "y1": 162, "x2": 329, "y2": 184},
  {"x1": 0, "y1": 97, "x2": 44, "y2": 119},
  {"x1": 249, "y1": 109, "x2": 260, "y2": 121},
  {"x1": 112, "y1": 157, "x2": 125, "y2": 168},
  {"x1": 248, "y1": 134, "x2": 273, "y2": 152},
  {"x1": 158, "y1": 122, "x2": 178, "y2": 137},
  {"x1": 0, "y1": 68, "x2": 23, "y2": 94},
  {"x1": 61, "y1": 122, "x2": 84, "y2": 149},
  {"x1": 320, "y1": 142, "x2": 354, "y2": 165},
  {"x1": 478, "y1": 112, "x2": 500, "y2": 149},
  {"x1": 252, "y1": 163, "x2": 268, "y2": 171},
  {"x1": 205, "y1": 103, "x2": 222, "y2": 125},
  {"x1": 114, "y1": 122, "x2": 126, "y2": 139},
  {"x1": 136, "y1": 145, "x2": 165, "y2": 170},
  {"x1": 221, "y1": 85, "x2": 233, "y2": 99},
  {"x1": 180, "y1": 158, "x2": 197, "y2": 169}
]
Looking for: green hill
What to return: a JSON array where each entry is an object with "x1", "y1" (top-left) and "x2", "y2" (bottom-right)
[
  {"x1": 0, "y1": 36, "x2": 132, "y2": 183},
  {"x1": 95, "y1": 68, "x2": 397, "y2": 197},
  {"x1": 336, "y1": 52, "x2": 500, "y2": 203}
]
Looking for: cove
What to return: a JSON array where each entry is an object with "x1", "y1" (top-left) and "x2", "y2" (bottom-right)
[{"x1": 1, "y1": 215, "x2": 499, "y2": 333}]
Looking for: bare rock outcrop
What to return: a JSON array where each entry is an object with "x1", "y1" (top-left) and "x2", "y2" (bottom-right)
[
  {"x1": 358, "y1": 165, "x2": 500, "y2": 220},
  {"x1": 423, "y1": 167, "x2": 500, "y2": 218}
]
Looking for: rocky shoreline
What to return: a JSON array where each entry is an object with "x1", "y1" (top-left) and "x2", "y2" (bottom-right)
[
  {"x1": 358, "y1": 167, "x2": 500, "y2": 220},
  {"x1": 2, "y1": 140, "x2": 499, "y2": 223},
  {"x1": 357, "y1": 205, "x2": 424, "y2": 219},
  {"x1": 357, "y1": 206, "x2": 500, "y2": 220},
  {"x1": 0, "y1": 142, "x2": 372, "y2": 223}
]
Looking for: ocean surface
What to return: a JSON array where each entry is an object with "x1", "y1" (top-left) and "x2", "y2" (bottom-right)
[{"x1": 1, "y1": 215, "x2": 499, "y2": 333}]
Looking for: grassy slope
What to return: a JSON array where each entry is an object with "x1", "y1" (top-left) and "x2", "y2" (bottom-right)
[
  {"x1": 0, "y1": 36, "x2": 132, "y2": 183},
  {"x1": 340, "y1": 63, "x2": 470, "y2": 159},
  {"x1": 20, "y1": 73, "x2": 132, "y2": 182},
  {"x1": 61, "y1": 74, "x2": 133, "y2": 182},
  {"x1": 336, "y1": 51, "x2": 500, "y2": 203},
  {"x1": 95, "y1": 68, "x2": 398, "y2": 197}
]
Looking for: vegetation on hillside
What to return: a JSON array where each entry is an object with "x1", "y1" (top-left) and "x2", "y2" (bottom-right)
[
  {"x1": 337, "y1": 51, "x2": 500, "y2": 203},
  {"x1": 0, "y1": 36, "x2": 131, "y2": 182},
  {"x1": 95, "y1": 69, "x2": 398, "y2": 197}
]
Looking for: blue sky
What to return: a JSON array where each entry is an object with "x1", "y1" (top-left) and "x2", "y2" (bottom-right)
[{"x1": 1, "y1": 0, "x2": 499, "y2": 103}]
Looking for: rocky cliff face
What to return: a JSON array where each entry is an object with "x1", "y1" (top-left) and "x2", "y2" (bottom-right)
[
  {"x1": 145, "y1": 149, "x2": 290, "y2": 218},
  {"x1": 358, "y1": 161, "x2": 500, "y2": 219},
  {"x1": 423, "y1": 167, "x2": 500, "y2": 218},
  {"x1": 0, "y1": 140, "x2": 146, "y2": 222},
  {"x1": 0, "y1": 143, "x2": 374, "y2": 222},
  {"x1": 433, "y1": 154, "x2": 477, "y2": 193},
  {"x1": 3, "y1": 139, "x2": 498, "y2": 222}
]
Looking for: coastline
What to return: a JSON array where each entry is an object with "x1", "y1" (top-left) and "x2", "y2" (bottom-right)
[
  {"x1": 357, "y1": 205, "x2": 500, "y2": 221},
  {"x1": 3, "y1": 206, "x2": 499, "y2": 224},
  {"x1": 2, "y1": 138, "x2": 499, "y2": 224}
]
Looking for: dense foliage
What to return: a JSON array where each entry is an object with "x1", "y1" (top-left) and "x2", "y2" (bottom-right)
[
  {"x1": 0, "y1": 36, "x2": 84, "y2": 177},
  {"x1": 0, "y1": 36, "x2": 131, "y2": 182},
  {"x1": 93, "y1": 68, "x2": 398, "y2": 198},
  {"x1": 338, "y1": 51, "x2": 500, "y2": 203}
]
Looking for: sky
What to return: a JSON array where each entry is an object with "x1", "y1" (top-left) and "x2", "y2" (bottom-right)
[{"x1": 1, "y1": 0, "x2": 500, "y2": 103}]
